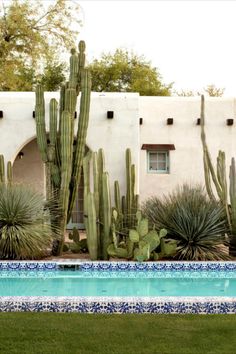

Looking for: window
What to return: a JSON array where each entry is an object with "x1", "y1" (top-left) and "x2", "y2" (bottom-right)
[
  {"x1": 141, "y1": 144, "x2": 175, "y2": 174},
  {"x1": 147, "y1": 151, "x2": 169, "y2": 173}
]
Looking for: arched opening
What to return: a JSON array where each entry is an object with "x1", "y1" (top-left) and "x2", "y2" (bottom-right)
[
  {"x1": 13, "y1": 138, "x2": 44, "y2": 194},
  {"x1": 13, "y1": 138, "x2": 88, "y2": 230}
]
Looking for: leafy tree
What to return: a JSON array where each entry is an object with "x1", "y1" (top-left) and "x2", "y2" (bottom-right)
[
  {"x1": 204, "y1": 84, "x2": 225, "y2": 97},
  {"x1": 0, "y1": 0, "x2": 81, "y2": 91},
  {"x1": 39, "y1": 60, "x2": 66, "y2": 91},
  {"x1": 88, "y1": 49, "x2": 173, "y2": 96},
  {"x1": 175, "y1": 84, "x2": 225, "y2": 97}
]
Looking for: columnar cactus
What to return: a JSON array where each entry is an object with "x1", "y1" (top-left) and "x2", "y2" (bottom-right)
[
  {"x1": 0, "y1": 155, "x2": 13, "y2": 184},
  {"x1": 83, "y1": 148, "x2": 139, "y2": 260},
  {"x1": 200, "y1": 94, "x2": 236, "y2": 255},
  {"x1": 35, "y1": 41, "x2": 91, "y2": 255},
  {"x1": 86, "y1": 192, "x2": 98, "y2": 260},
  {"x1": 83, "y1": 150, "x2": 112, "y2": 260},
  {"x1": 0, "y1": 155, "x2": 5, "y2": 183},
  {"x1": 7, "y1": 161, "x2": 13, "y2": 184}
]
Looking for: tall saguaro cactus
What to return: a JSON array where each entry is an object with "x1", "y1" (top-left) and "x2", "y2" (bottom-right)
[
  {"x1": 35, "y1": 41, "x2": 91, "y2": 255},
  {"x1": 200, "y1": 95, "x2": 236, "y2": 255}
]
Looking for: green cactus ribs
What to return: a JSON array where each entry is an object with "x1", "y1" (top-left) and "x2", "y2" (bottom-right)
[
  {"x1": 83, "y1": 148, "x2": 140, "y2": 261},
  {"x1": 200, "y1": 95, "x2": 235, "y2": 256},
  {"x1": 35, "y1": 40, "x2": 91, "y2": 256},
  {"x1": 0, "y1": 155, "x2": 13, "y2": 184}
]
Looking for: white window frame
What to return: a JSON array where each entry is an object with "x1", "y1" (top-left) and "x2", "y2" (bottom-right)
[{"x1": 147, "y1": 150, "x2": 169, "y2": 174}]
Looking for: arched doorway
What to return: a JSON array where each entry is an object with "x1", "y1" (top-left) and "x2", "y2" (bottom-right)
[
  {"x1": 13, "y1": 138, "x2": 87, "y2": 230},
  {"x1": 13, "y1": 138, "x2": 44, "y2": 194}
]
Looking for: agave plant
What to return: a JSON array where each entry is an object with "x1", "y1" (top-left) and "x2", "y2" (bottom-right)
[
  {"x1": 142, "y1": 185, "x2": 229, "y2": 260},
  {"x1": 0, "y1": 184, "x2": 59, "y2": 259}
]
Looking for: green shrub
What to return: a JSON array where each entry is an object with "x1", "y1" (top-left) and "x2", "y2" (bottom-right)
[
  {"x1": 0, "y1": 184, "x2": 59, "y2": 259},
  {"x1": 142, "y1": 185, "x2": 229, "y2": 260}
]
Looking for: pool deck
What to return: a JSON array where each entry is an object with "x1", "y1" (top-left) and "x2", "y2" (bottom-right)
[{"x1": 0, "y1": 261, "x2": 236, "y2": 314}]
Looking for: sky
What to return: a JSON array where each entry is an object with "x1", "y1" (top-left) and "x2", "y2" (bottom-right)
[{"x1": 74, "y1": 0, "x2": 236, "y2": 96}]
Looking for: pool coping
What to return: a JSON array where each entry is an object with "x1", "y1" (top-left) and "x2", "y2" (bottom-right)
[{"x1": 1, "y1": 261, "x2": 236, "y2": 314}]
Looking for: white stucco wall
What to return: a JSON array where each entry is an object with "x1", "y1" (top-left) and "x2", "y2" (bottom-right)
[
  {"x1": 139, "y1": 96, "x2": 236, "y2": 201},
  {"x1": 0, "y1": 92, "x2": 140, "y2": 199},
  {"x1": 1, "y1": 92, "x2": 236, "y2": 204}
]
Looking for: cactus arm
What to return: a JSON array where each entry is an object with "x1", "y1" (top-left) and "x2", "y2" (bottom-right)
[
  {"x1": 200, "y1": 95, "x2": 222, "y2": 199},
  {"x1": 126, "y1": 148, "x2": 132, "y2": 224},
  {"x1": 97, "y1": 148, "x2": 105, "y2": 213},
  {"x1": 47, "y1": 98, "x2": 58, "y2": 196},
  {"x1": 93, "y1": 152, "x2": 99, "y2": 216},
  {"x1": 78, "y1": 41, "x2": 86, "y2": 76},
  {"x1": 203, "y1": 152, "x2": 215, "y2": 201},
  {"x1": 69, "y1": 48, "x2": 79, "y2": 89},
  {"x1": 58, "y1": 111, "x2": 73, "y2": 253},
  {"x1": 131, "y1": 163, "x2": 136, "y2": 210},
  {"x1": 49, "y1": 99, "x2": 58, "y2": 148},
  {"x1": 0, "y1": 155, "x2": 5, "y2": 183},
  {"x1": 230, "y1": 158, "x2": 236, "y2": 234},
  {"x1": 121, "y1": 195, "x2": 126, "y2": 216},
  {"x1": 7, "y1": 161, "x2": 13, "y2": 184},
  {"x1": 82, "y1": 152, "x2": 91, "y2": 229},
  {"x1": 0, "y1": 156, "x2": 13, "y2": 185},
  {"x1": 102, "y1": 172, "x2": 111, "y2": 260},
  {"x1": 58, "y1": 84, "x2": 66, "y2": 136},
  {"x1": 35, "y1": 85, "x2": 48, "y2": 163},
  {"x1": 114, "y1": 180, "x2": 122, "y2": 215},
  {"x1": 67, "y1": 69, "x2": 92, "y2": 221},
  {"x1": 86, "y1": 192, "x2": 98, "y2": 260}
]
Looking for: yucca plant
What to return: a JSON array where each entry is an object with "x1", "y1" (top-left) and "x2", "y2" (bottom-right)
[
  {"x1": 0, "y1": 184, "x2": 59, "y2": 259},
  {"x1": 142, "y1": 185, "x2": 229, "y2": 260}
]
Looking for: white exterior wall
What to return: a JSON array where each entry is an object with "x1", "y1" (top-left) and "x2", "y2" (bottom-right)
[
  {"x1": 1, "y1": 92, "x2": 236, "y2": 203},
  {"x1": 0, "y1": 92, "x2": 140, "y2": 198},
  {"x1": 139, "y1": 96, "x2": 236, "y2": 201}
]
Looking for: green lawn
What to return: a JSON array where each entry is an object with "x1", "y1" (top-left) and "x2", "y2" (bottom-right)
[{"x1": 0, "y1": 313, "x2": 236, "y2": 354}]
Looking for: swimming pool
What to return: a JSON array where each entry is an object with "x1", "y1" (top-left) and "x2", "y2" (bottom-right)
[{"x1": 0, "y1": 261, "x2": 236, "y2": 313}]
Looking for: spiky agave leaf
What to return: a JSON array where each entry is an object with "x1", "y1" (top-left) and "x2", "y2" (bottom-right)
[
  {"x1": 142, "y1": 184, "x2": 229, "y2": 261},
  {"x1": 0, "y1": 184, "x2": 60, "y2": 259}
]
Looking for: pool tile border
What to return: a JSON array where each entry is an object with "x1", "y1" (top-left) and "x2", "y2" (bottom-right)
[
  {"x1": 0, "y1": 260, "x2": 236, "y2": 271},
  {"x1": 1, "y1": 261, "x2": 236, "y2": 314},
  {"x1": 0, "y1": 296, "x2": 236, "y2": 314}
]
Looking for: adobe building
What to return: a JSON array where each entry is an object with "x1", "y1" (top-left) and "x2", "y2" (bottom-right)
[{"x1": 0, "y1": 92, "x2": 235, "y2": 228}]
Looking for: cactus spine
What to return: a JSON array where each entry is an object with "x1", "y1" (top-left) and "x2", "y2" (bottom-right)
[
  {"x1": 35, "y1": 41, "x2": 91, "y2": 255},
  {"x1": 200, "y1": 94, "x2": 236, "y2": 255}
]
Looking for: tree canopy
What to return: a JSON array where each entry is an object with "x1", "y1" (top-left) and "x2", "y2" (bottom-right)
[
  {"x1": 176, "y1": 84, "x2": 225, "y2": 97},
  {"x1": 0, "y1": 0, "x2": 81, "y2": 91},
  {"x1": 88, "y1": 49, "x2": 173, "y2": 96}
]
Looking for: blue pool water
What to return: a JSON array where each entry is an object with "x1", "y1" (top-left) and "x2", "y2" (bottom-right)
[{"x1": 0, "y1": 270, "x2": 236, "y2": 297}]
